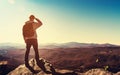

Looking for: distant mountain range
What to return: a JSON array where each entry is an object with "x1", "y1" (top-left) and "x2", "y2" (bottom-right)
[
  {"x1": 0, "y1": 43, "x2": 24, "y2": 50},
  {"x1": 0, "y1": 42, "x2": 119, "y2": 50},
  {"x1": 40, "y1": 42, "x2": 120, "y2": 49}
]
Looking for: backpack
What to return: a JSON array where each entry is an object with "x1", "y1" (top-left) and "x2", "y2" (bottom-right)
[{"x1": 23, "y1": 22, "x2": 34, "y2": 37}]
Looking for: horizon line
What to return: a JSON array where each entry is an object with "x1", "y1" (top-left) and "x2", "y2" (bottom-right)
[{"x1": 0, "y1": 42, "x2": 120, "y2": 46}]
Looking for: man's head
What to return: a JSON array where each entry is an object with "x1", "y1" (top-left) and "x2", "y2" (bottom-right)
[{"x1": 29, "y1": 15, "x2": 35, "y2": 21}]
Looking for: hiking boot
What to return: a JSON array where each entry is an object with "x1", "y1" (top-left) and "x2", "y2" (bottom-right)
[
  {"x1": 37, "y1": 60, "x2": 51, "y2": 74},
  {"x1": 32, "y1": 70, "x2": 40, "y2": 74}
]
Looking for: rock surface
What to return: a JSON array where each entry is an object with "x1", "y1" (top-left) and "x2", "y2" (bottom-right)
[
  {"x1": 8, "y1": 58, "x2": 79, "y2": 75},
  {"x1": 8, "y1": 58, "x2": 120, "y2": 75}
]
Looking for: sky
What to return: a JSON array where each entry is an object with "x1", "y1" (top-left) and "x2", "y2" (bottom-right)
[{"x1": 0, "y1": 0, "x2": 120, "y2": 45}]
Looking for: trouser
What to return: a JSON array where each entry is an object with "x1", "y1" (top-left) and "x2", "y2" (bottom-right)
[
  {"x1": 24, "y1": 39, "x2": 51, "y2": 74},
  {"x1": 25, "y1": 39, "x2": 39, "y2": 64}
]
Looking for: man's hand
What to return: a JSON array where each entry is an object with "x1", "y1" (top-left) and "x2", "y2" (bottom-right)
[{"x1": 35, "y1": 18, "x2": 38, "y2": 20}]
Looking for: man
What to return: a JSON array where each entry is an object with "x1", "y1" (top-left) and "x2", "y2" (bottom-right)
[{"x1": 22, "y1": 15, "x2": 51, "y2": 74}]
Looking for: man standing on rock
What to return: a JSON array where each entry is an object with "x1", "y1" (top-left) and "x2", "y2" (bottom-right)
[{"x1": 22, "y1": 15, "x2": 51, "y2": 74}]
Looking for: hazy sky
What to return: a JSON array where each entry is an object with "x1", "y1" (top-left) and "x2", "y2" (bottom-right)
[{"x1": 0, "y1": 0, "x2": 120, "y2": 45}]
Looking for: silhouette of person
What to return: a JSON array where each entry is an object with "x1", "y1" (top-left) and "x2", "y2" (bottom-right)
[{"x1": 22, "y1": 15, "x2": 51, "y2": 74}]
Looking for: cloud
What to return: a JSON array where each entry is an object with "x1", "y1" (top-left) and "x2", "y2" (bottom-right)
[{"x1": 8, "y1": 0, "x2": 15, "y2": 4}]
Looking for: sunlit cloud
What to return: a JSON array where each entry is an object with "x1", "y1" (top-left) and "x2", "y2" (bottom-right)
[{"x1": 8, "y1": 0, "x2": 15, "y2": 4}]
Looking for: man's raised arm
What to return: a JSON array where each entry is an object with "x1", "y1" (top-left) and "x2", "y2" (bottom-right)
[{"x1": 35, "y1": 18, "x2": 42, "y2": 27}]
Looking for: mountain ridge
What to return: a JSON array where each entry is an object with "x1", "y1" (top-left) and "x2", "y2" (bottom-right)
[{"x1": 0, "y1": 42, "x2": 119, "y2": 49}]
